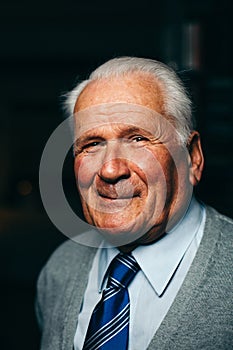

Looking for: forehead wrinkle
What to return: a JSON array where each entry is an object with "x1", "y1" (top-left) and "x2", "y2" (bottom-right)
[{"x1": 75, "y1": 124, "x2": 153, "y2": 144}]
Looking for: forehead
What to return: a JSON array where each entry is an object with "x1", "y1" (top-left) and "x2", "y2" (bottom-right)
[
  {"x1": 74, "y1": 102, "x2": 177, "y2": 143},
  {"x1": 74, "y1": 72, "x2": 165, "y2": 114}
]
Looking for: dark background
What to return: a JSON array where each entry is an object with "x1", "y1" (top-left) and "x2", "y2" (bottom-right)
[{"x1": 0, "y1": 0, "x2": 232, "y2": 349}]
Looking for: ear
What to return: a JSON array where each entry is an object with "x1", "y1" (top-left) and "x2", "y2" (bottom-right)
[{"x1": 187, "y1": 131, "x2": 204, "y2": 186}]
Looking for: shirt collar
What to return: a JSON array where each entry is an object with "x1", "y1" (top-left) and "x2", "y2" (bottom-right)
[
  {"x1": 98, "y1": 243, "x2": 119, "y2": 293},
  {"x1": 97, "y1": 196, "x2": 204, "y2": 296}
]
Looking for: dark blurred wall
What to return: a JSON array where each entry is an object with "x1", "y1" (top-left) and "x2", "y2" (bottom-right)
[{"x1": 0, "y1": 0, "x2": 232, "y2": 349}]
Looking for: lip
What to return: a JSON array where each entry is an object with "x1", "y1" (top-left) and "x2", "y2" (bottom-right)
[
  {"x1": 93, "y1": 192, "x2": 141, "y2": 213},
  {"x1": 94, "y1": 178, "x2": 142, "y2": 202},
  {"x1": 96, "y1": 185, "x2": 141, "y2": 200},
  {"x1": 98, "y1": 192, "x2": 139, "y2": 200}
]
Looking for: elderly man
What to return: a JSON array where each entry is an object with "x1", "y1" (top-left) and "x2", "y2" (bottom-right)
[{"x1": 36, "y1": 57, "x2": 232, "y2": 350}]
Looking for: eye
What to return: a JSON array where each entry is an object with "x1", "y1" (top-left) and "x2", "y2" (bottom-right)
[
  {"x1": 83, "y1": 141, "x2": 101, "y2": 149},
  {"x1": 74, "y1": 142, "x2": 100, "y2": 156},
  {"x1": 131, "y1": 136, "x2": 148, "y2": 142},
  {"x1": 80, "y1": 140, "x2": 107, "y2": 154}
]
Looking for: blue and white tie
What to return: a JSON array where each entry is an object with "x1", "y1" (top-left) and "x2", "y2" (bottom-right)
[{"x1": 83, "y1": 253, "x2": 140, "y2": 350}]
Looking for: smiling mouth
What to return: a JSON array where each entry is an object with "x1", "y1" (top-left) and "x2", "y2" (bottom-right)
[
  {"x1": 98, "y1": 193, "x2": 137, "y2": 200},
  {"x1": 95, "y1": 181, "x2": 142, "y2": 201},
  {"x1": 97, "y1": 190, "x2": 141, "y2": 200}
]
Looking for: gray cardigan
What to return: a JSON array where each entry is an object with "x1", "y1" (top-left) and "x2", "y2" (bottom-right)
[{"x1": 36, "y1": 206, "x2": 233, "y2": 349}]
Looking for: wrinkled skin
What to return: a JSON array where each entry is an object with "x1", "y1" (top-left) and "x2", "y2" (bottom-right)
[{"x1": 73, "y1": 73, "x2": 204, "y2": 251}]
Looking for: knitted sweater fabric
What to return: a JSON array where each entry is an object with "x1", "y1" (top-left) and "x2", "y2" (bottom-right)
[{"x1": 36, "y1": 206, "x2": 233, "y2": 349}]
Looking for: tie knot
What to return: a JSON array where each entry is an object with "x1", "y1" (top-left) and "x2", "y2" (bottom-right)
[{"x1": 107, "y1": 253, "x2": 140, "y2": 290}]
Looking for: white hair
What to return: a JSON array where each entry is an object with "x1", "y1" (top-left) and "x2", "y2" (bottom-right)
[{"x1": 64, "y1": 57, "x2": 194, "y2": 144}]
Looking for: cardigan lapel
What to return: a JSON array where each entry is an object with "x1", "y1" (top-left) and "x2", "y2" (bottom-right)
[
  {"x1": 60, "y1": 245, "x2": 97, "y2": 350},
  {"x1": 147, "y1": 206, "x2": 220, "y2": 349}
]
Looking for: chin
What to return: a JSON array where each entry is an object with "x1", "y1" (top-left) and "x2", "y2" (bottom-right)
[
  {"x1": 97, "y1": 228, "x2": 139, "y2": 247},
  {"x1": 93, "y1": 216, "x2": 150, "y2": 247}
]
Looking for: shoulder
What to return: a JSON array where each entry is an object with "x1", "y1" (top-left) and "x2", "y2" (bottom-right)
[
  {"x1": 191, "y1": 204, "x2": 233, "y2": 287},
  {"x1": 36, "y1": 239, "x2": 97, "y2": 306},
  {"x1": 36, "y1": 239, "x2": 97, "y2": 329},
  {"x1": 204, "y1": 205, "x2": 233, "y2": 238},
  {"x1": 38, "y1": 239, "x2": 97, "y2": 284},
  {"x1": 200, "y1": 205, "x2": 232, "y2": 276}
]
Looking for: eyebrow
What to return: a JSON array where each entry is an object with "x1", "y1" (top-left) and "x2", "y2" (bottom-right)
[{"x1": 119, "y1": 126, "x2": 150, "y2": 136}]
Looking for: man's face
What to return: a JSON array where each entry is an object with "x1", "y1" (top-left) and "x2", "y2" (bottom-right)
[{"x1": 73, "y1": 73, "x2": 194, "y2": 248}]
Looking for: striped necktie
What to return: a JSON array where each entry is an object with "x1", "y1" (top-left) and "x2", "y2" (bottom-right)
[{"x1": 83, "y1": 253, "x2": 140, "y2": 350}]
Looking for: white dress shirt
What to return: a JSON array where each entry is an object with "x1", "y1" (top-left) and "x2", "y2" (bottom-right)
[{"x1": 74, "y1": 197, "x2": 206, "y2": 350}]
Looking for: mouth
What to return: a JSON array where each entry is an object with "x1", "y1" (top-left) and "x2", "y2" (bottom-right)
[
  {"x1": 98, "y1": 192, "x2": 139, "y2": 200},
  {"x1": 94, "y1": 179, "x2": 142, "y2": 203},
  {"x1": 96, "y1": 184, "x2": 141, "y2": 201}
]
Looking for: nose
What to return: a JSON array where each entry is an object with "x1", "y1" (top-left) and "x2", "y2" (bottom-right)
[
  {"x1": 99, "y1": 158, "x2": 131, "y2": 183},
  {"x1": 98, "y1": 143, "x2": 131, "y2": 184}
]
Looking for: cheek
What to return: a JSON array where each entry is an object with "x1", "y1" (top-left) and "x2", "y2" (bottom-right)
[
  {"x1": 130, "y1": 148, "x2": 169, "y2": 185},
  {"x1": 74, "y1": 155, "x2": 98, "y2": 188},
  {"x1": 136, "y1": 149, "x2": 180, "y2": 206}
]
